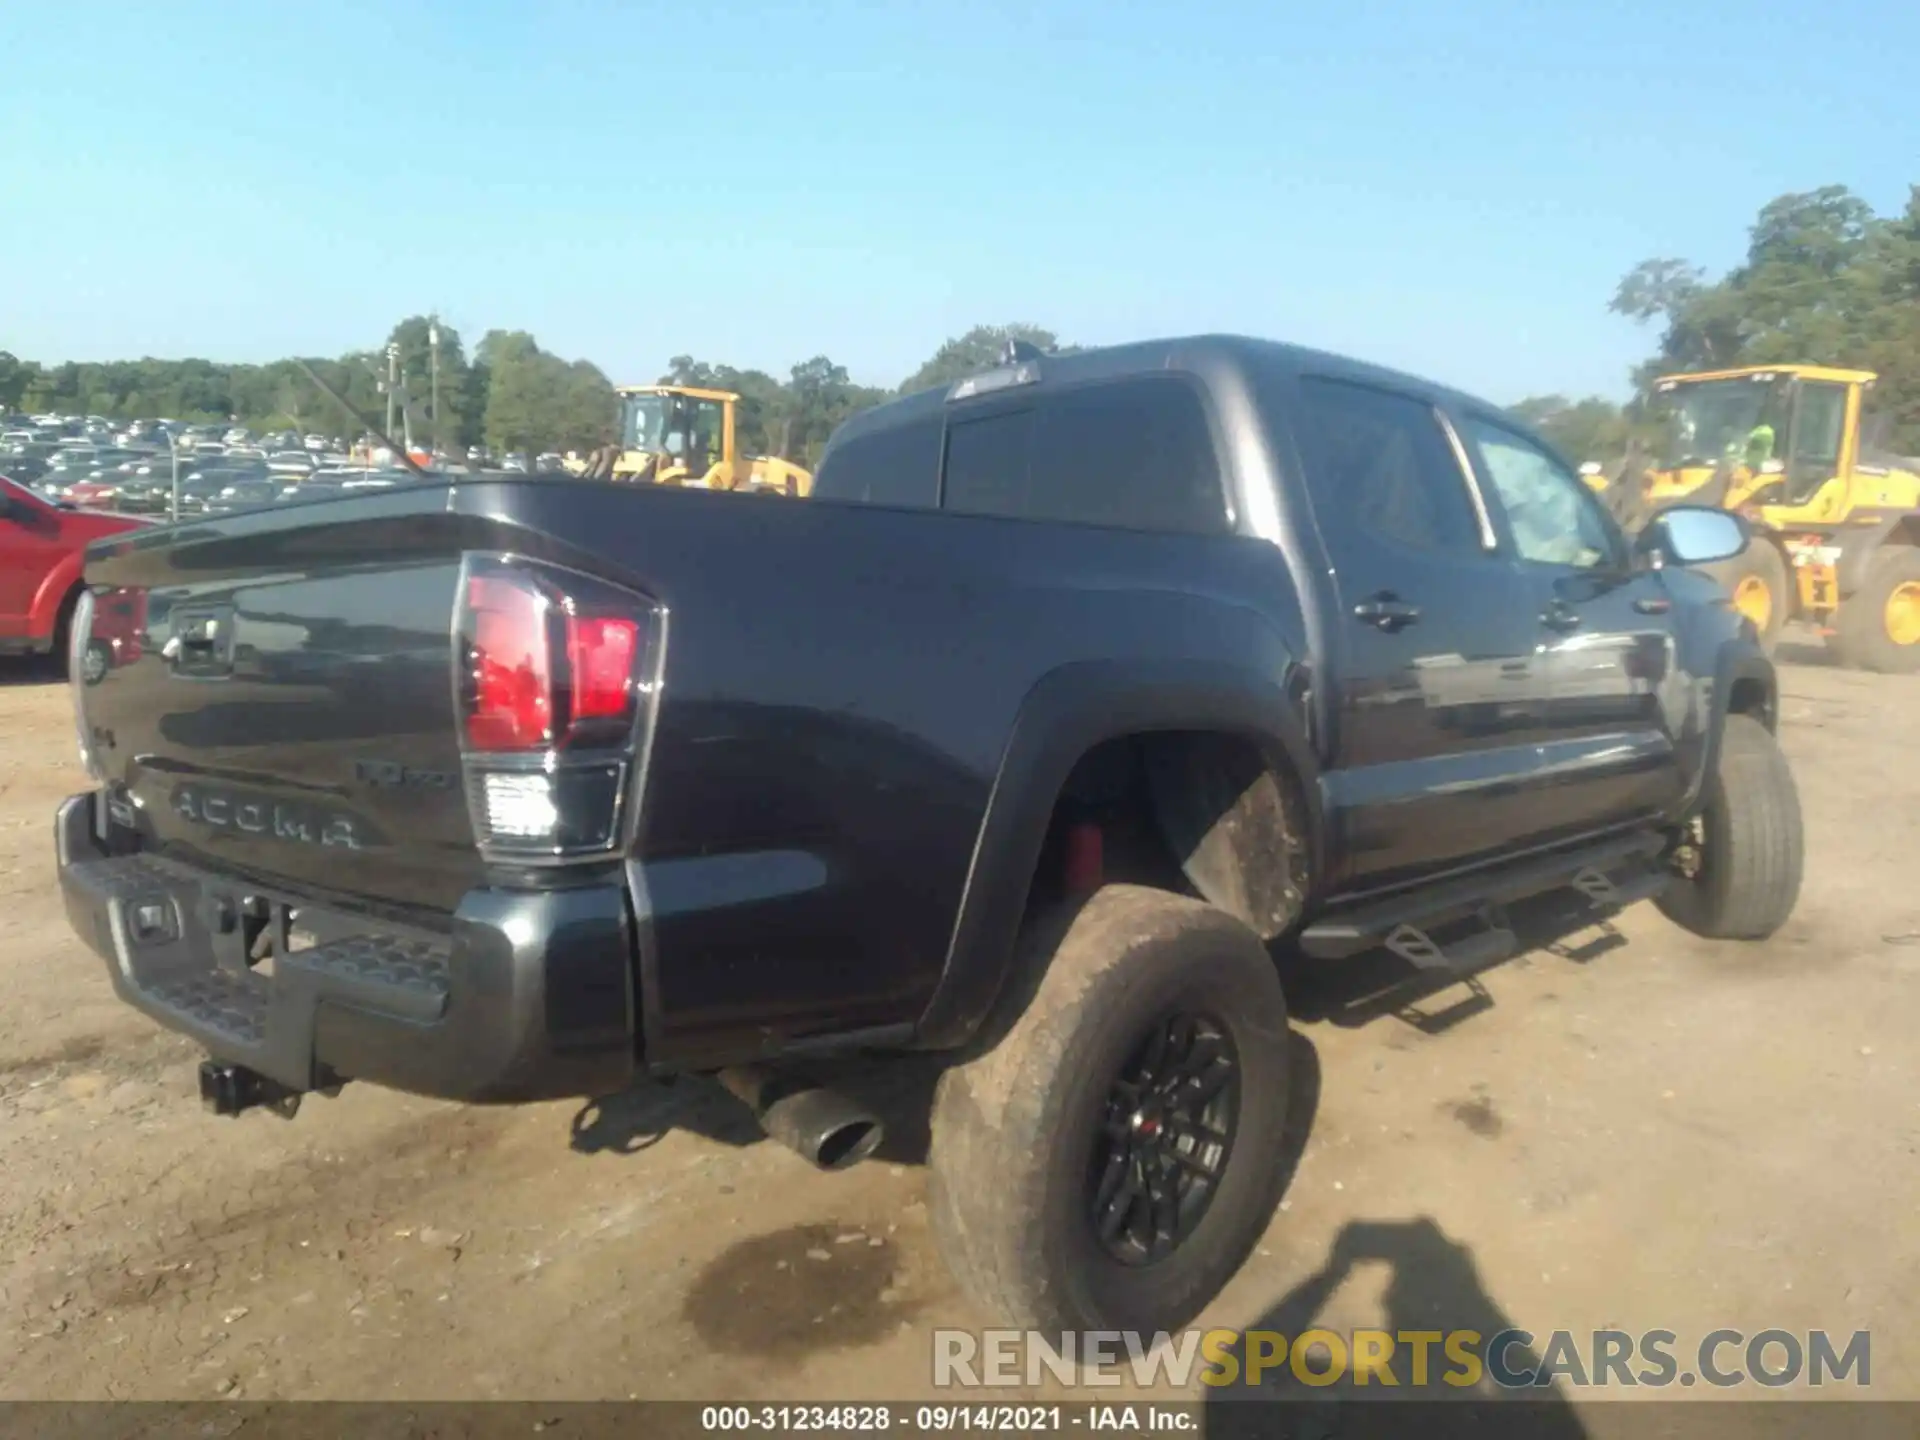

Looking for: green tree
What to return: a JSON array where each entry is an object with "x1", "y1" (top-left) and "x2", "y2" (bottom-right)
[
  {"x1": 556, "y1": 359, "x2": 618, "y2": 450},
  {"x1": 385, "y1": 315, "x2": 471, "y2": 452},
  {"x1": 1510, "y1": 395, "x2": 1633, "y2": 465},
  {"x1": 1614, "y1": 185, "x2": 1920, "y2": 448},
  {"x1": 899, "y1": 323, "x2": 1066, "y2": 394},
  {"x1": 0, "y1": 352, "x2": 39, "y2": 412},
  {"x1": 480, "y1": 331, "x2": 556, "y2": 454}
]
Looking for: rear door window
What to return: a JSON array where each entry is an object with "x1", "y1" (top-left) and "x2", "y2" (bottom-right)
[
  {"x1": 1295, "y1": 377, "x2": 1488, "y2": 555},
  {"x1": 942, "y1": 377, "x2": 1228, "y2": 534},
  {"x1": 942, "y1": 408, "x2": 1035, "y2": 518},
  {"x1": 1027, "y1": 378, "x2": 1227, "y2": 534},
  {"x1": 810, "y1": 416, "x2": 943, "y2": 508}
]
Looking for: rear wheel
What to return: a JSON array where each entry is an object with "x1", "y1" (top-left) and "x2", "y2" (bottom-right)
[
  {"x1": 1832, "y1": 545, "x2": 1920, "y2": 674},
  {"x1": 1657, "y1": 714, "x2": 1803, "y2": 941},
  {"x1": 927, "y1": 885, "x2": 1293, "y2": 1332},
  {"x1": 1700, "y1": 540, "x2": 1790, "y2": 653}
]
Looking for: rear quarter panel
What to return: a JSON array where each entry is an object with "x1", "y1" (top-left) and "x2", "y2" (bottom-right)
[{"x1": 458, "y1": 482, "x2": 1310, "y2": 1066}]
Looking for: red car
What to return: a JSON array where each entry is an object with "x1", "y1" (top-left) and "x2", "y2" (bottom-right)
[
  {"x1": 0, "y1": 475, "x2": 151, "y2": 664},
  {"x1": 63, "y1": 478, "x2": 126, "y2": 509}
]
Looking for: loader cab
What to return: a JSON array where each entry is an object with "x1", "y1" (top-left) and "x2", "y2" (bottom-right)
[
  {"x1": 1643, "y1": 364, "x2": 1872, "y2": 515},
  {"x1": 616, "y1": 385, "x2": 736, "y2": 487}
]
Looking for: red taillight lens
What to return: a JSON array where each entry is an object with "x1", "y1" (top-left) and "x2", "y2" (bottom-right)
[
  {"x1": 465, "y1": 574, "x2": 555, "y2": 751},
  {"x1": 459, "y1": 558, "x2": 656, "y2": 755},
  {"x1": 568, "y1": 616, "x2": 640, "y2": 722}
]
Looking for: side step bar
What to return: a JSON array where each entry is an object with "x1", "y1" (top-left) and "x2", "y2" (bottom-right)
[{"x1": 1301, "y1": 832, "x2": 1669, "y2": 967}]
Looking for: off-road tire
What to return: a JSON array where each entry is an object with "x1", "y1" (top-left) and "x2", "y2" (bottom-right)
[
  {"x1": 1832, "y1": 545, "x2": 1920, "y2": 674},
  {"x1": 1700, "y1": 541, "x2": 1790, "y2": 653},
  {"x1": 927, "y1": 885, "x2": 1292, "y2": 1333},
  {"x1": 1656, "y1": 714, "x2": 1803, "y2": 940}
]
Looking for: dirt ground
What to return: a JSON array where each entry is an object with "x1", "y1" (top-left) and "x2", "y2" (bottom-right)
[{"x1": 2, "y1": 639, "x2": 1916, "y2": 1415}]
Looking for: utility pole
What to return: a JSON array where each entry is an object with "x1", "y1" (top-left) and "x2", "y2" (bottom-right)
[
  {"x1": 428, "y1": 316, "x2": 441, "y2": 458},
  {"x1": 384, "y1": 343, "x2": 399, "y2": 445}
]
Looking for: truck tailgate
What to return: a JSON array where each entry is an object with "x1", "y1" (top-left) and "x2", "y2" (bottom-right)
[{"x1": 75, "y1": 490, "x2": 484, "y2": 917}]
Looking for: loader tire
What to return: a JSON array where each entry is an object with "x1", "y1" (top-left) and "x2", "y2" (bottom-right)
[
  {"x1": 1657, "y1": 714, "x2": 1803, "y2": 941},
  {"x1": 1832, "y1": 545, "x2": 1920, "y2": 674},
  {"x1": 1700, "y1": 540, "x2": 1789, "y2": 653},
  {"x1": 927, "y1": 885, "x2": 1292, "y2": 1333}
]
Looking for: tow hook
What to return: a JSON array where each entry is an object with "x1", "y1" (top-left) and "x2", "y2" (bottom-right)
[{"x1": 198, "y1": 1060, "x2": 303, "y2": 1119}]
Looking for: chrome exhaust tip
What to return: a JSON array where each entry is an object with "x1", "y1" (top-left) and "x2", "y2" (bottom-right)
[{"x1": 718, "y1": 1066, "x2": 885, "y2": 1171}]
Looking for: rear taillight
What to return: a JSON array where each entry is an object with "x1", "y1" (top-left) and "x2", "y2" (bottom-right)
[
  {"x1": 455, "y1": 554, "x2": 663, "y2": 863},
  {"x1": 464, "y1": 573, "x2": 555, "y2": 751}
]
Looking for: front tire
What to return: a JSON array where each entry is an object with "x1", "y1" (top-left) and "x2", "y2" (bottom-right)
[
  {"x1": 1832, "y1": 545, "x2": 1920, "y2": 674},
  {"x1": 1656, "y1": 714, "x2": 1803, "y2": 940},
  {"x1": 927, "y1": 885, "x2": 1293, "y2": 1332},
  {"x1": 1700, "y1": 541, "x2": 1790, "y2": 653}
]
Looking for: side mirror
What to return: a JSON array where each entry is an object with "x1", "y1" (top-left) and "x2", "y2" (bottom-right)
[{"x1": 1636, "y1": 504, "x2": 1749, "y2": 568}]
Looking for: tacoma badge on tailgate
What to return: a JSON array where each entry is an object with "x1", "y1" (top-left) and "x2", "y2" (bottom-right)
[{"x1": 171, "y1": 783, "x2": 369, "y2": 850}]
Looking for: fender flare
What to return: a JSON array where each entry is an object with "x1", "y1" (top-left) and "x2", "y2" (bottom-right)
[
  {"x1": 1681, "y1": 637, "x2": 1777, "y2": 818},
  {"x1": 29, "y1": 552, "x2": 85, "y2": 648},
  {"x1": 911, "y1": 657, "x2": 1320, "y2": 1049}
]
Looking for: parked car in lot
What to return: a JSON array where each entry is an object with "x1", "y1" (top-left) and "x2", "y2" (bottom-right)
[
  {"x1": 55, "y1": 335, "x2": 1804, "y2": 1336},
  {"x1": 202, "y1": 477, "x2": 279, "y2": 514},
  {"x1": 183, "y1": 459, "x2": 268, "y2": 485},
  {"x1": 110, "y1": 476, "x2": 178, "y2": 515},
  {"x1": 265, "y1": 450, "x2": 317, "y2": 474},
  {"x1": 169, "y1": 473, "x2": 242, "y2": 517},
  {"x1": 1, "y1": 455, "x2": 51, "y2": 487},
  {"x1": 62, "y1": 477, "x2": 130, "y2": 509},
  {"x1": 0, "y1": 474, "x2": 149, "y2": 658}
]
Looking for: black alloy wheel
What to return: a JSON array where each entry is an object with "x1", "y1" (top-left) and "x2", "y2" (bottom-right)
[{"x1": 1090, "y1": 1011, "x2": 1239, "y2": 1266}]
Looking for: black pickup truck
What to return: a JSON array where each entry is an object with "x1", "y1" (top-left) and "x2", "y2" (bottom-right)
[{"x1": 57, "y1": 335, "x2": 1802, "y2": 1334}]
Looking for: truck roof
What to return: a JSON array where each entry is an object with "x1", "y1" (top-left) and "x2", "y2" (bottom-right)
[{"x1": 832, "y1": 333, "x2": 1501, "y2": 450}]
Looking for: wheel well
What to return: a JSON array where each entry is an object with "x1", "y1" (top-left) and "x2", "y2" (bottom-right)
[
  {"x1": 1727, "y1": 676, "x2": 1774, "y2": 731},
  {"x1": 1031, "y1": 731, "x2": 1311, "y2": 941}
]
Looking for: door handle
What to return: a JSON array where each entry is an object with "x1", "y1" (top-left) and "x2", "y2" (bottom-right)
[
  {"x1": 1632, "y1": 595, "x2": 1672, "y2": 615},
  {"x1": 1541, "y1": 600, "x2": 1582, "y2": 633},
  {"x1": 1353, "y1": 593, "x2": 1421, "y2": 632}
]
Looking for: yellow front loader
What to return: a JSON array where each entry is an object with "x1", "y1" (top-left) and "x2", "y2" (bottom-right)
[
  {"x1": 598, "y1": 385, "x2": 812, "y2": 497},
  {"x1": 1585, "y1": 364, "x2": 1920, "y2": 670}
]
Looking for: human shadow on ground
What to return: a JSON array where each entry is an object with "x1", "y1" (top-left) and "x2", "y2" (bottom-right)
[{"x1": 1204, "y1": 1215, "x2": 1589, "y2": 1439}]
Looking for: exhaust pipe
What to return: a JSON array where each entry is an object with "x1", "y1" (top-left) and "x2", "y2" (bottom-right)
[{"x1": 718, "y1": 1066, "x2": 885, "y2": 1171}]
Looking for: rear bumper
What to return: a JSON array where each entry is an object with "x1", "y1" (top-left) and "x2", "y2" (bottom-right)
[{"x1": 56, "y1": 791, "x2": 636, "y2": 1103}]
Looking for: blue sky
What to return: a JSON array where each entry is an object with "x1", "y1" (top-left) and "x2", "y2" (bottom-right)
[{"x1": 3, "y1": 0, "x2": 1916, "y2": 402}]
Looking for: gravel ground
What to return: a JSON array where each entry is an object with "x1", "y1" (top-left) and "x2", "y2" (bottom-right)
[{"x1": 1, "y1": 640, "x2": 1915, "y2": 1417}]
